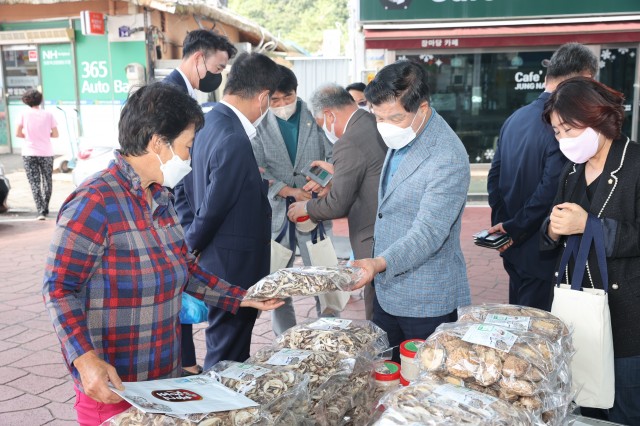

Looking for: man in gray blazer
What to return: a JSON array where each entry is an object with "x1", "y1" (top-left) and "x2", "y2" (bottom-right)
[
  {"x1": 352, "y1": 61, "x2": 471, "y2": 362},
  {"x1": 251, "y1": 66, "x2": 333, "y2": 335},
  {"x1": 287, "y1": 83, "x2": 386, "y2": 320}
]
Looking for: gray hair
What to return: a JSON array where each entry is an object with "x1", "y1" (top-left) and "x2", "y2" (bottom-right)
[
  {"x1": 546, "y1": 43, "x2": 599, "y2": 79},
  {"x1": 309, "y1": 83, "x2": 355, "y2": 118}
]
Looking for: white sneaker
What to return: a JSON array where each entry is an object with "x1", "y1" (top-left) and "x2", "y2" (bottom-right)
[{"x1": 36, "y1": 215, "x2": 46, "y2": 221}]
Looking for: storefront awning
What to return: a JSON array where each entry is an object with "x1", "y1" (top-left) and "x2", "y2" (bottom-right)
[{"x1": 364, "y1": 21, "x2": 640, "y2": 50}]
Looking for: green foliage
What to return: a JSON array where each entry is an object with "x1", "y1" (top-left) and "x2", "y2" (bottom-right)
[{"x1": 227, "y1": 0, "x2": 349, "y2": 54}]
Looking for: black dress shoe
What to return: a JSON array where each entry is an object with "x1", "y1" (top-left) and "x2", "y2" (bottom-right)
[{"x1": 181, "y1": 365, "x2": 203, "y2": 376}]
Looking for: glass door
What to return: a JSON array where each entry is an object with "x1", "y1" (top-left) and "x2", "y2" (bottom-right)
[
  {"x1": 0, "y1": 52, "x2": 8, "y2": 152},
  {"x1": 2, "y1": 45, "x2": 39, "y2": 152},
  {"x1": 598, "y1": 45, "x2": 637, "y2": 140}
]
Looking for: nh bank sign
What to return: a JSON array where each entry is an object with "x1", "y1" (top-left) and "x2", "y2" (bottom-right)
[{"x1": 361, "y1": 0, "x2": 640, "y2": 22}]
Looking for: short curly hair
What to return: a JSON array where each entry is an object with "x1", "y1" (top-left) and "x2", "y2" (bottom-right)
[{"x1": 22, "y1": 90, "x2": 43, "y2": 107}]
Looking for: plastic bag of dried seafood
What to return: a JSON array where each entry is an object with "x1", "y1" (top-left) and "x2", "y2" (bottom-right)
[
  {"x1": 372, "y1": 375, "x2": 535, "y2": 426},
  {"x1": 204, "y1": 361, "x2": 309, "y2": 425},
  {"x1": 101, "y1": 408, "x2": 194, "y2": 426},
  {"x1": 416, "y1": 322, "x2": 573, "y2": 425},
  {"x1": 247, "y1": 347, "x2": 357, "y2": 392},
  {"x1": 457, "y1": 304, "x2": 573, "y2": 352},
  {"x1": 243, "y1": 266, "x2": 364, "y2": 301},
  {"x1": 274, "y1": 318, "x2": 389, "y2": 358}
]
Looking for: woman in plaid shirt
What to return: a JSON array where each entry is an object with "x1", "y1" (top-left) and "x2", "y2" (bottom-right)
[{"x1": 43, "y1": 83, "x2": 282, "y2": 425}]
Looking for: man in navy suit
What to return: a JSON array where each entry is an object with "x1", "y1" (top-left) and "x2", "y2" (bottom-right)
[
  {"x1": 162, "y1": 29, "x2": 237, "y2": 98},
  {"x1": 174, "y1": 52, "x2": 281, "y2": 367},
  {"x1": 487, "y1": 43, "x2": 598, "y2": 310},
  {"x1": 165, "y1": 29, "x2": 237, "y2": 376}
]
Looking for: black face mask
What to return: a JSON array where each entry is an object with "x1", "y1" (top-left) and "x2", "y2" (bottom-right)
[{"x1": 197, "y1": 56, "x2": 222, "y2": 93}]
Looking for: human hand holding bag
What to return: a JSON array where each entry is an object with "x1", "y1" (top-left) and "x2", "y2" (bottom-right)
[{"x1": 550, "y1": 214, "x2": 614, "y2": 409}]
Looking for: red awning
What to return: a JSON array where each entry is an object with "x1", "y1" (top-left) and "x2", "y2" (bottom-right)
[{"x1": 364, "y1": 21, "x2": 640, "y2": 49}]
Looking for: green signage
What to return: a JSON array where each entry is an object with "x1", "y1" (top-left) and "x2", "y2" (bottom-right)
[
  {"x1": 40, "y1": 44, "x2": 75, "y2": 105},
  {"x1": 361, "y1": 0, "x2": 640, "y2": 22},
  {"x1": 75, "y1": 23, "x2": 146, "y2": 104}
]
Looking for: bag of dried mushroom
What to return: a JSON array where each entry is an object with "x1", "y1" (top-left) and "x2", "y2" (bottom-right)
[
  {"x1": 372, "y1": 375, "x2": 535, "y2": 426},
  {"x1": 456, "y1": 304, "x2": 573, "y2": 352},
  {"x1": 415, "y1": 321, "x2": 573, "y2": 425},
  {"x1": 246, "y1": 347, "x2": 358, "y2": 392},
  {"x1": 274, "y1": 318, "x2": 389, "y2": 358},
  {"x1": 242, "y1": 266, "x2": 364, "y2": 301},
  {"x1": 205, "y1": 361, "x2": 309, "y2": 424},
  {"x1": 310, "y1": 370, "x2": 375, "y2": 426},
  {"x1": 101, "y1": 406, "x2": 266, "y2": 426}
]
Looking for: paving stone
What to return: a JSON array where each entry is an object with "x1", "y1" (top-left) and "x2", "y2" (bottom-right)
[
  {"x1": 8, "y1": 374, "x2": 67, "y2": 395},
  {"x1": 38, "y1": 382, "x2": 74, "y2": 403},
  {"x1": 10, "y1": 347, "x2": 60, "y2": 365},
  {"x1": 0, "y1": 407, "x2": 55, "y2": 426},
  {"x1": 45, "y1": 401, "x2": 76, "y2": 421},
  {"x1": 46, "y1": 420, "x2": 77, "y2": 426},
  {"x1": 0, "y1": 393, "x2": 49, "y2": 412},
  {"x1": 0, "y1": 385, "x2": 24, "y2": 401},
  {"x1": 0, "y1": 367, "x2": 28, "y2": 385},
  {"x1": 0, "y1": 347, "x2": 32, "y2": 366},
  {"x1": 6, "y1": 329, "x2": 50, "y2": 345},
  {"x1": 24, "y1": 364, "x2": 69, "y2": 380},
  {"x1": 0, "y1": 309, "x2": 39, "y2": 326},
  {"x1": 0, "y1": 325, "x2": 28, "y2": 341}
]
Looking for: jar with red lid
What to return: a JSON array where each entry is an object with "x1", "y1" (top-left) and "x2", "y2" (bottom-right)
[
  {"x1": 374, "y1": 360, "x2": 401, "y2": 388},
  {"x1": 399, "y1": 339, "x2": 424, "y2": 384}
]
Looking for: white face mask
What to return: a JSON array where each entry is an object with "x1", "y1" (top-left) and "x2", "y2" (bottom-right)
[
  {"x1": 253, "y1": 92, "x2": 270, "y2": 128},
  {"x1": 558, "y1": 127, "x2": 600, "y2": 164},
  {"x1": 271, "y1": 100, "x2": 297, "y2": 121},
  {"x1": 376, "y1": 110, "x2": 426, "y2": 150},
  {"x1": 157, "y1": 145, "x2": 191, "y2": 189},
  {"x1": 322, "y1": 112, "x2": 339, "y2": 144}
]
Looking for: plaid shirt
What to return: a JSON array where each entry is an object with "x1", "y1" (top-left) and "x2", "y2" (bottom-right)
[{"x1": 43, "y1": 151, "x2": 245, "y2": 387}]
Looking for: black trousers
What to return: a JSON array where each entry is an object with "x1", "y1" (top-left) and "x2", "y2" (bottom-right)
[
  {"x1": 503, "y1": 258, "x2": 553, "y2": 311},
  {"x1": 203, "y1": 305, "x2": 258, "y2": 369}
]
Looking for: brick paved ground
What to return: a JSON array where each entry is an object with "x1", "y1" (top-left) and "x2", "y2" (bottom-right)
[{"x1": 0, "y1": 154, "x2": 507, "y2": 425}]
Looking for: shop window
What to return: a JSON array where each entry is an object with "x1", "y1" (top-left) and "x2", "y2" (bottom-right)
[
  {"x1": 401, "y1": 51, "x2": 553, "y2": 163},
  {"x1": 2, "y1": 47, "x2": 39, "y2": 101},
  {"x1": 598, "y1": 47, "x2": 637, "y2": 139}
]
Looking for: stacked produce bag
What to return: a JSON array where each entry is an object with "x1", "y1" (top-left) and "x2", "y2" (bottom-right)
[{"x1": 374, "y1": 304, "x2": 574, "y2": 425}]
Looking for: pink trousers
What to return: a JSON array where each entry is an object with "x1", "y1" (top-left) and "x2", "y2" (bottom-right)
[{"x1": 74, "y1": 386, "x2": 131, "y2": 425}]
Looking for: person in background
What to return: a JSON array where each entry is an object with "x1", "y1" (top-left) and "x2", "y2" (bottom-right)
[
  {"x1": 251, "y1": 65, "x2": 334, "y2": 336},
  {"x1": 0, "y1": 161, "x2": 9, "y2": 213},
  {"x1": 43, "y1": 83, "x2": 281, "y2": 426},
  {"x1": 541, "y1": 77, "x2": 640, "y2": 425},
  {"x1": 287, "y1": 83, "x2": 386, "y2": 320},
  {"x1": 487, "y1": 42, "x2": 598, "y2": 311},
  {"x1": 351, "y1": 61, "x2": 471, "y2": 362},
  {"x1": 162, "y1": 29, "x2": 236, "y2": 97},
  {"x1": 166, "y1": 28, "x2": 237, "y2": 378},
  {"x1": 174, "y1": 53, "x2": 280, "y2": 367},
  {"x1": 346, "y1": 82, "x2": 369, "y2": 110},
  {"x1": 15, "y1": 89, "x2": 58, "y2": 220}
]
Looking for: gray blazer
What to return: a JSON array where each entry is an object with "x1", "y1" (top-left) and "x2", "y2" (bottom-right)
[
  {"x1": 374, "y1": 110, "x2": 471, "y2": 318},
  {"x1": 306, "y1": 109, "x2": 386, "y2": 259},
  {"x1": 252, "y1": 99, "x2": 333, "y2": 234}
]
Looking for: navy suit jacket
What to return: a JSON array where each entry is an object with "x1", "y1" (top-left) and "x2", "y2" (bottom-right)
[
  {"x1": 487, "y1": 92, "x2": 566, "y2": 280},
  {"x1": 174, "y1": 103, "x2": 271, "y2": 289},
  {"x1": 163, "y1": 69, "x2": 189, "y2": 94}
]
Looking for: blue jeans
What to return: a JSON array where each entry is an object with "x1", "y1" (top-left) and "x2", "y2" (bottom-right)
[
  {"x1": 372, "y1": 294, "x2": 457, "y2": 363},
  {"x1": 610, "y1": 355, "x2": 640, "y2": 425}
]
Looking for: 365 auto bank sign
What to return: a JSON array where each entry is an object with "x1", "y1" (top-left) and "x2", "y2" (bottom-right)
[{"x1": 361, "y1": 0, "x2": 640, "y2": 22}]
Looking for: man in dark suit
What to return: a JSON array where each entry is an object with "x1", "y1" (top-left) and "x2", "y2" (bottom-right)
[
  {"x1": 487, "y1": 43, "x2": 598, "y2": 310},
  {"x1": 166, "y1": 29, "x2": 237, "y2": 376},
  {"x1": 174, "y1": 52, "x2": 281, "y2": 367},
  {"x1": 162, "y1": 29, "x2": 237, "y2": 98},
  {"x1": 288, "y1": 83, "x2": 387, "y2": 320}
]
